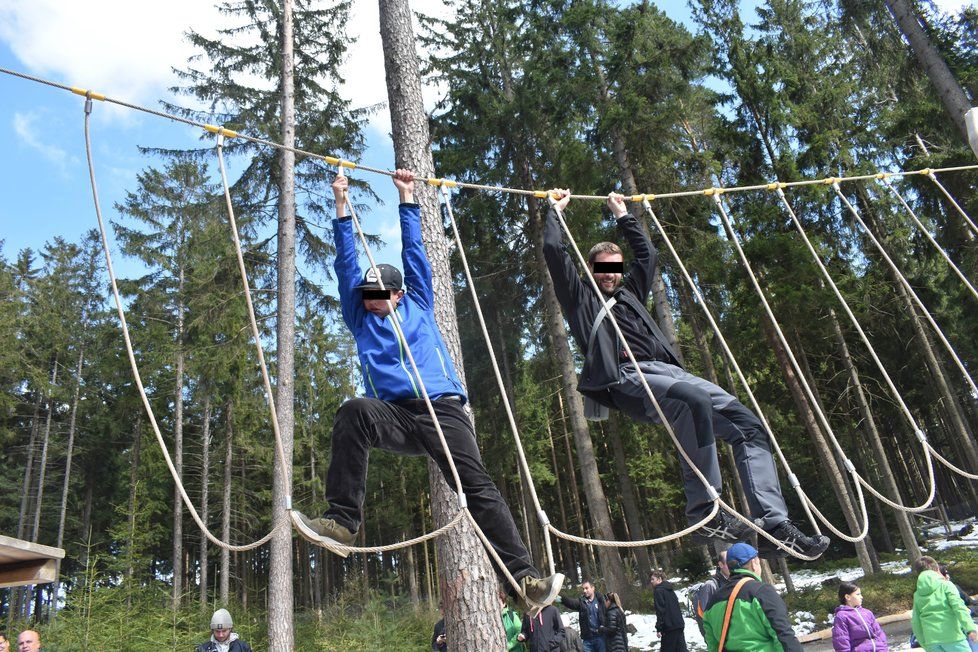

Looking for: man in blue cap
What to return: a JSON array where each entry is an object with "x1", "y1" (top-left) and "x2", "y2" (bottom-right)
[
  {"x1": 701, "y1": 543, "x2": 801, "y2": 651},
  {"x1": 295, "y1": 169, "x2": 564, "y2": 612}
]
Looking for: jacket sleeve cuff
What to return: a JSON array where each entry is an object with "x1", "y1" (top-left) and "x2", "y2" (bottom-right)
[{"x1": 399, "y1": 202, "x2": 421, "y2": 209}]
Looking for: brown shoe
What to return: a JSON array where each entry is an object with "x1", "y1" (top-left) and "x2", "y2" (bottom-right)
[
  {"x1": 518, "y1": 573, "x2": 565, "y2": 616},
  {"x1": 294, "y1": 512, "x2": 356, "y2": 557}
]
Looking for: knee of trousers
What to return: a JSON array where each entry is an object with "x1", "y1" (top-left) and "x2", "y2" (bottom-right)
[{"x1": 332, "y1": 398, "x2": 378, "y2": 440}]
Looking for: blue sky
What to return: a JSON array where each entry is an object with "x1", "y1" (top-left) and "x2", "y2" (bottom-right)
[{"x1": 0, "y1": 0, "x2": 971, "y2": 281}]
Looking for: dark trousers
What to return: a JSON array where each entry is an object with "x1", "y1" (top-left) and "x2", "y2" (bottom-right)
[
  {"x1": 325, "y1": 396, "x2": 537, "y2": 584},
  {"x1": 611, "y1": 361, "x2": 789, "y2": 529},
  {"x1": 660, "y1": 629, "x2": 687, "y2": 652}
]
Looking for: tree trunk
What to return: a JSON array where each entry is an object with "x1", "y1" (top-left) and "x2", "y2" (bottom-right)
[
  {"x1": 777, "y1": 557, "x2": 795, "y2": 594},
  {"x1": 199, "y1": 396, "x2": 211, "y2": 607},
  {"x1": 826, "y1": 305, "x2": 921, "y2": 562},
  {"x1": 173, "y1": 283, "x2": 185, "y2": 609},
  {"x1": 558, "y1": 392, "x2": 594, "y2": 581},
  {"x1": 32, "y1": 356, "x2": 58, "y2": 543},
  {"x1": 604, "y1": 418, "x2": 652, "y2": 589},
  {"x1": 763, "y1": 321, "x2": 875, "y2": 574},
  {"x1": 545, "y1": 416, "x2": 578, "y2": 585},
  {"x1": 220, "y1": 400, "x2": 232, "y2": 606},
  {"x1": 126, "y1": 417, "x2": 143, "y2": 609},
  {"x1": 378, "y1": 1, "x2": 505, "y2": 648},
  {"x1": 527, "y1": 195, "x2": 629, "y2": 593},
  {"x1": 268, "y1": 0, "x2": 297, "y2": 646},
  {"x1": 17, "y1": 393, "x2": 42, "y2": 539},
  {"x1": 884, "y1": 0, "x2": 973, "y2": 144},
  {"x1": 53, "y1": 345, "x2": 84, "y2": 617}
]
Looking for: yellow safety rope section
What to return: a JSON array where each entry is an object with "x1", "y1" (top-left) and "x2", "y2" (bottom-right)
[{"x1": 3, "y1": 66, "x2": 978, "y2": 204}]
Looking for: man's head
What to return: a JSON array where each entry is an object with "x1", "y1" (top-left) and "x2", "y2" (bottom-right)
[
  {"x1": 725, "y1": 542, "x2": 759, "y2": 574},
  {"x1": 16, "y1": 631, "x2": 39, "y2": 652},
  {"x1": 587, "y1": 243, "x2": 623, "y2": 296},
  {"x1": 356, "y1": 264, "x2": 405, "y2": 317},
  {"x1": 650, "y1": 569, "x2": 667, "y2": 586},
  {"x1": 913, "y1": 555, "x2": 940, "y2": 575},
  {"x1": 0, "y1": 633, "x2": 9, "y2": 652},
  {"x1": 210, "y1": 608, "x2": 233, "y2": 643},
  {"x1": 717, "y1": 550, "x2": 729, "y2": 578},
  {"x1": 582, "y1": 581, "x2": 596, "y2": 599}
]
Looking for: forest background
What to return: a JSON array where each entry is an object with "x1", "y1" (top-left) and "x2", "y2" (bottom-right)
[{"x1": 2, "y1": 0, "x2": 978, "y2": 649}]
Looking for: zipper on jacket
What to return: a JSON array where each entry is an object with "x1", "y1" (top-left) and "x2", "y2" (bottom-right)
[
  {"x1": 853, "y1": 607, "x2": 876, "y2": 652},
  {"x1": 364, "y1": 362, "x2": 379, "y2": 398},
  {"x1": 391, "y1": 320, "x2": 421, "y2": 398}
]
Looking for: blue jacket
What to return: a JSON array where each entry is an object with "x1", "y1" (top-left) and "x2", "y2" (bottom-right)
[{"x1": 333, "y1": 203, "x2": 466, "y2": 403}]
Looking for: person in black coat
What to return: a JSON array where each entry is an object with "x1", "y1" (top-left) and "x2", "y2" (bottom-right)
[
  {"x1": 519, "y1": 605, "x2": 567, "y2": 652},
  {"x1": 557, "y1": 581, "x2": 608, "y2": 651},
  {"x1": 651, "y1": 570, "x2": 688, "y2": 652},
  {"x1": 601, "y1": 592, "x2": 628, "y2": 652}
]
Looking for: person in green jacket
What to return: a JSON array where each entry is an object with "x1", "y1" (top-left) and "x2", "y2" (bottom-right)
[
  {"x1": 500, "y1": 588, "x2": 525, "y2": 651},
  {"x1": 702, "y1": 542, "x2": 802, "y2": 652},
  {"x1": 911, "y1": 556, "x2": 978, "y2": 652}
]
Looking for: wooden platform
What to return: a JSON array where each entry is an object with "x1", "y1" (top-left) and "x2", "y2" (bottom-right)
[{"x1": 0, "y1": 535, "x2": 65, "y2": 588}]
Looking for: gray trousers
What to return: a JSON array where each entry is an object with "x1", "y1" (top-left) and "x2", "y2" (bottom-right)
[{"x1": 609, "y1": 361, "x2": 789, "y2": 528}]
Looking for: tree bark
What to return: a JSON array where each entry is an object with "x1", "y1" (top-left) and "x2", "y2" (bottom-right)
[
  {"x1": 173, "y1": 265, "x2": 185, "y2": 609},
  {"x1": 884, "y1": 0, "x2": 973, "y2": 144},
  {"x1": 379, "y1": 1, "x2": 505, "y2": 648},
  {"x1": 604, "y1": 418, "x2": 652, "y2": 589},
  {"x1": 269, "y1": 0, "x2": 297, "y2": 646}
]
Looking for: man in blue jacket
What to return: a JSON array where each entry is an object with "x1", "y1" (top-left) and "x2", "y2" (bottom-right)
[{"x1": 295, "y1": 169, "x2": 563, "y2": 610}]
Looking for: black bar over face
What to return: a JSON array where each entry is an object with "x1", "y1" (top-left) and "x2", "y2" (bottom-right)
[
  {"x1": 592, "y1": 261, "x2": 624, "y2": 273},
  {"x1": 361, "y1": 289, "x2": 392, "y2": 300}
]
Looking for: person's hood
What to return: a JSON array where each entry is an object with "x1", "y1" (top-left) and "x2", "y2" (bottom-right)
[
  {"x1": 916, "y1": 569, "x2": 945, "y2": 597},
  {"x1": 210, "y1": 632, "x2": 240, "y2": 645},
  {"x1": 659, "y1": 581, "x2": 674, "y2": 590},
  {"x1": 834, "y1": 605, "x2": 856, "y2": 616}
]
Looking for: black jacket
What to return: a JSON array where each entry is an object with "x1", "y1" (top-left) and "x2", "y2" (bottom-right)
[
  {"x1": 542, "y1": 207, "x2": 681, "y2": 407},
  {"x1": 194, "y1": 639, "x2": 252, "y2": 652},
  {"x1": 560, "y1": 593, "x2": 608, "y2": 640},
  {"x1": 521, "y1": 605, "x2": 566, "y2": 652},
  {"x1": 653, "y1": 581, "x2": 685, "y2": 633},
  {"x1": 602, "y1": 603, "x2": 628, "y2": 652},
  {"x1": 431, "y1": 618, "x2": 447, "y2": 651}
]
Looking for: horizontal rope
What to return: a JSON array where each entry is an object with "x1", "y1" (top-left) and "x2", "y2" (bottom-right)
[
  {"x1": 3, "y1": 66, "x2": 977, "y2": 202},
  {"x1": 292, "y1": 509, "x2": 465, "y2": 554}
]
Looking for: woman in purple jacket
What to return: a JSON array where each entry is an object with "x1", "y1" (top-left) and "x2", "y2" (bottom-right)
[{"x1": 832, "y1": 582, "x2": 889, "y2": 652}]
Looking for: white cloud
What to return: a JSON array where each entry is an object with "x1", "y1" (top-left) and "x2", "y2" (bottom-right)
[
  {"x1": 0, "y1": 0, "x2": 450, "y2": 133},
  {"x1": 933, "y1": 0, "x2": 975, "y2": 12},
  {"x1": 12, "y1": 111, "x2": 73, "y2": 172}
]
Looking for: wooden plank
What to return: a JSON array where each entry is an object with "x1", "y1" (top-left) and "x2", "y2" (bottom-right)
[
  {"x1": 0, "y1": 534, "x2": 65, "y2": 564},
  {"x1": 0, "y1": 558, "x2": 58, "y2": 588}
]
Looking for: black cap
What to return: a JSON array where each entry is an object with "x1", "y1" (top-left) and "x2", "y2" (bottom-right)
[{"x1": 355, "y1": 264, "x2": 403, "y2": 291}]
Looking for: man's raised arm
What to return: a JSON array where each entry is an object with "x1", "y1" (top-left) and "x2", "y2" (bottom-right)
[
  {"x1": 542, "y1": 188, "x2": 587, "y2": 311},
  {"x1": 395, "y1": 169, "x2": 435, "y2": 310},
  {"x1": 610, "y1": 193, "x2": 657, "y2": 301},
  {"x1": 331, "y1": 173, "x2": 365, "y2": 330}
]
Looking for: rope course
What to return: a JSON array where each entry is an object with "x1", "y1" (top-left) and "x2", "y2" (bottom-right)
[{"x1": 9, "y1": 65, "x2": 978, "y2": 568}]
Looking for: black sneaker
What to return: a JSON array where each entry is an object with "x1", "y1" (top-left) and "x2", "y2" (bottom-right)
[
  {"x1": 691, "y1": 511, "x2": 753, "y2": 545},
  {"x1": 758, "y1": 520, "x2": 829, "y2": 559}
]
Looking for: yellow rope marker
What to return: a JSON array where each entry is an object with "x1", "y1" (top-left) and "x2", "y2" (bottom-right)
[
  {"x1": 322, "y1": 155, "x2": 340, "y2": 166},
  {"x1": 823, "y1": 177, "x2": 838, "y2": 185},
  {"x1": 766, "y1": 182, "x2": 779, "y2": 191},
  {"x1": 533, "y1": 190, "x2": 549, "y2": 199},
  {"x1": 644, "y1": 193, "x2": 656, "y2": 202},
  {"x1": 704, "y1": 187, "x2": 724, "y2": 196},
  {"x1": 204, "y1": 125, "x2": 238, "y2": 138},
  {"x1": 443, "y1": 179, "x2": 458, "y2": 188},
  {"x1": 427, "y1": 178, "x2": 443, "y2": 187},
  {"x1": 339, "y1": 159, "x2": 358, "y2": 170},
  {"x1": 875, "y1": 172, "x2": 890, "y2": 180},
  {"x1": 630, "y1": 194, "x2": 644, "y2": 202},
  {"x1": 71, "y1": 87, "x2": 105, "y2": 101},
  {"x1": 920, "y1": 168, "x2": 934, "y2": 176}
]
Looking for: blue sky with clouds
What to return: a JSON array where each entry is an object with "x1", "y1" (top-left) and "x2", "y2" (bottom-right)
[{"x1": 0, "y1": 0, "x2": 972, "y2": 280}]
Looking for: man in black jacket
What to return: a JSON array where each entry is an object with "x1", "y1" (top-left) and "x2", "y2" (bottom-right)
[
  {"x1": 557, "y1": 581, "x2": 607, "y2": 652},
  {"x1": 541, "y1": 190, "x2": 828, "y2": 559},
  {"x1": 651, "y1": 570, "x2": 688, "y2": 652},
  {"x1": 518, "y1": 605, "x2": 567, "y2": 652}
]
